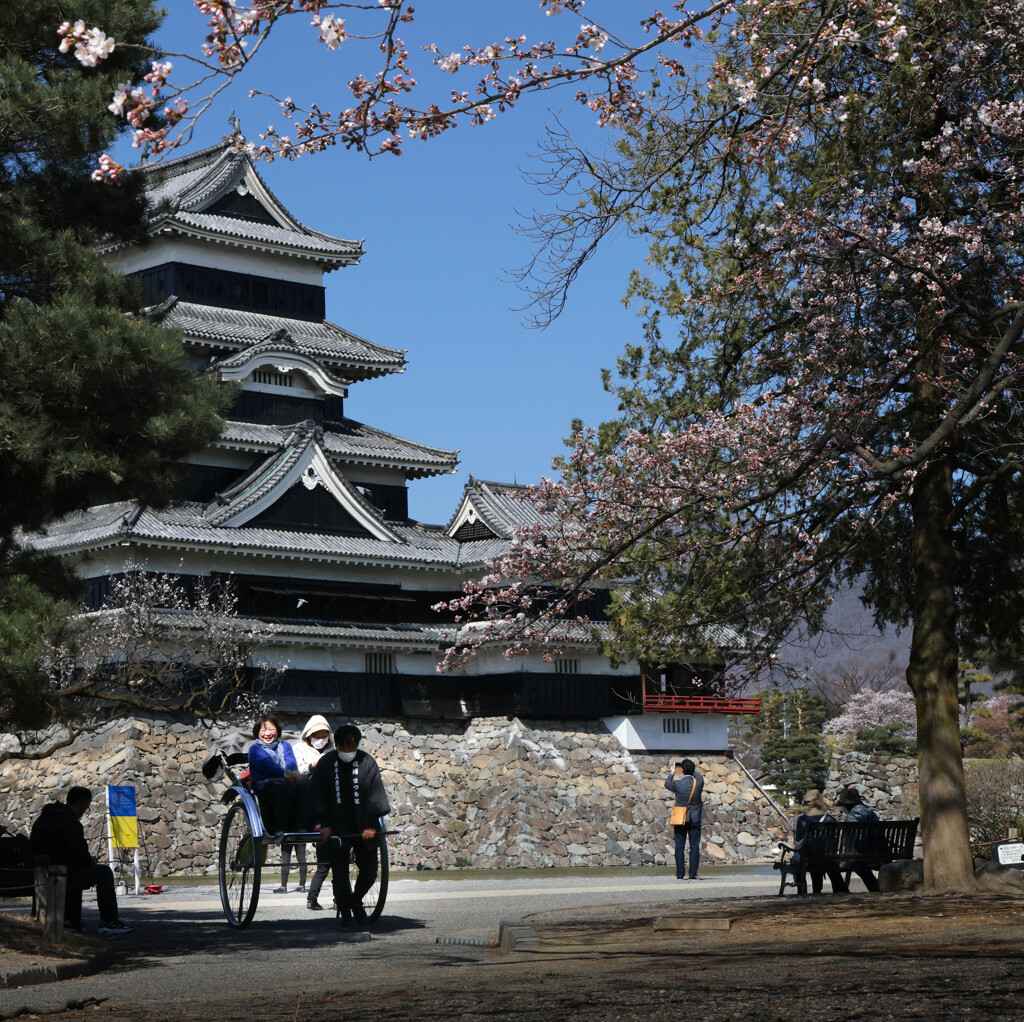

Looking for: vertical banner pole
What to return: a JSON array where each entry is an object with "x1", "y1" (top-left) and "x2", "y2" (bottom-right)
[
  {"x1": 106, "y1": 787, "x2": 115, "y2": 875},
  {"x1": 107, "y1": 785, "x2": 139, "y2": 893}
]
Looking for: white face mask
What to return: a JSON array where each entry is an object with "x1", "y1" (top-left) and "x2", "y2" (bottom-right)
[
  {"x1": 311, "y1": 737, "x2": 329, "y2": 750},
  {"x1": 338, "y1": 750, "x2": 357, "y2": 763}
]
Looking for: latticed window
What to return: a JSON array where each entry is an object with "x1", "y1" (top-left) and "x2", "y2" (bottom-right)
[
  {"x1": 662, "y1": 717, "x2": 693, "y2": 734},
  {"x1": 365, "y1": 652, "x2": 394, "y2": 675},
  {"x1": 554, "y1": 659, "x2": 580, "y2": 674},
  {"x1": 253, "y1": 369, "x2": 293, "y2": 388}
]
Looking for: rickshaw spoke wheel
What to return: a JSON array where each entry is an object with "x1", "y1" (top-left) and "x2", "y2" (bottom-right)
[{"x1": 219, "y1": 802, "x2": 261, "y2": 928}]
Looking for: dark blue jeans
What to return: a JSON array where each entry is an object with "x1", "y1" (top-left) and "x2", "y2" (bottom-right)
[
  {"x1": 67, "y1": 862, "x2": 118, "y2": 926},
  {"x1": 673, "y1": 823, "x2": 701, "y2": 878}
]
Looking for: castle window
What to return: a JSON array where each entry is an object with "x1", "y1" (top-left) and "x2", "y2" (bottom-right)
[
  {"x1": 365, "y1": 652, "x2": 394, "y2": 675},
  {"x1": 662, "y1": 717, "x2": 693, "y2": 734},
  {"x1": 554, "y1": 659, "x2": 580, "y2": 674},
  {"x1": 253, "y1": 369, "x2": 293, "y2": 388}
]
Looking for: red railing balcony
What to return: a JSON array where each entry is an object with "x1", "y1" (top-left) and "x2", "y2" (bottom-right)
[{"x1": 643, "y1": 693, "x2": 762, "y2": 715}]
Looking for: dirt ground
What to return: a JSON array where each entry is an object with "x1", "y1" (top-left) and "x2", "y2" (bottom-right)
[{"x1": 4, "y1": 891, "x2": 1024, "y2": 1020}]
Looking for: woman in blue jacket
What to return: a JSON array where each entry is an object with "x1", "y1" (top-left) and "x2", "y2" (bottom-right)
[{"x1": 247, "y1": 715, "x2": 301, "y2": 834}]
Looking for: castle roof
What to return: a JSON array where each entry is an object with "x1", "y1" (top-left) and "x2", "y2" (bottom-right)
[
  {"x1": 216, "y1": 418, "x2": 459, "y2": 478},
  {"x1": 445, "y1": 477, "x2": 548, "y2": 540},
  {"x1": 32, "y1": 499, "x2": 509, "y2": 572},
  {"x1": 151, "y1": 299, "x2": 406, "y2": 379},
  {"x1": 116, "y1": 144, "x2": 363, "y2": 268}
]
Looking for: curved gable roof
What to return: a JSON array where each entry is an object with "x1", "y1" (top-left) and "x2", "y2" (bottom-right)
[{"x1": 113, "y1": 144, "x2": 363, "y2": 268}]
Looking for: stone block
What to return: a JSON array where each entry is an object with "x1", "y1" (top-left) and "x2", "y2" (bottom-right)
[
  {"x1": 975, "y1": 860, "x2": 1024, "y2": 892},
  {"x1": 878, "y1": 858, "x2": 923, "y2": 892}
]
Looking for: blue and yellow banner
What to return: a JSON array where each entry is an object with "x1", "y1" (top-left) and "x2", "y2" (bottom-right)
[{"x1": 108, "y1": 785, "x2": 138, "y2": 849}]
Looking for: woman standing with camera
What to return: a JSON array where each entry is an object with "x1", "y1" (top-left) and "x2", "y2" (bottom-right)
[{"x1": 665, "y1": 759, "x2": 704, "y2": 880}]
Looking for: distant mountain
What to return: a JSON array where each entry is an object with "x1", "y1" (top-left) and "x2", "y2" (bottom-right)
[{"x1": 754, "y1": 585, "x2": 911, "y2": 690}]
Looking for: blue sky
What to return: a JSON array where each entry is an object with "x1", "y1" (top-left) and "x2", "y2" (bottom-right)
[{"x1": 121, "y1": 4, "x2": 654, "y2": 525}]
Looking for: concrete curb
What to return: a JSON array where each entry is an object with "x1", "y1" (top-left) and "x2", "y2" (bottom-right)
[
  {"x1": 0, "y1": 947, "x2": 113, "y2": 990},
  {"x1": 498, "y1": 920, "x2": 540, "y2": 953}
]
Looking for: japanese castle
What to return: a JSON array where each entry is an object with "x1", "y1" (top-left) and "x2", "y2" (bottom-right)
[{"x1": 37, "y1": 143, "x2": 756, "y2": 751}]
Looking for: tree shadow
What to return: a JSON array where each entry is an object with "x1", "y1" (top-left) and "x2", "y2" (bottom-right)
[{"x1": 107, "y1": 906, "x2": 427, "y2": 972}]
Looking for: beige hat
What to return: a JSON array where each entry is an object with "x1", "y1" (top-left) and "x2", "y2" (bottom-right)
[
  {"x1": 800, "y1": 789, "x2": 830, "y2": 815},
  {"x1": 301, "y1": 714, "x2": 331, "y2": 741}
]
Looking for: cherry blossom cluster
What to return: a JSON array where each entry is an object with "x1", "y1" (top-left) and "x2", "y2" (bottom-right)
[
  {"x1": 71, "y1": 1, "x2": 779, "y2": 172},
  {"x1": 58, "y1": 19, "x2": 115, "y2": 67},
  {"x1": 822, "y1": 690, "x2": 918, "y2": 742}
]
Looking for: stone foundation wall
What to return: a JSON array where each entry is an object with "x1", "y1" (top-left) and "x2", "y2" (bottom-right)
[
  {"x1": 1, "y1": 714, "x2": 800, "y2": 876},
  {"x1": 826, "y1": 751, "x2": 920, "y2": 818}
]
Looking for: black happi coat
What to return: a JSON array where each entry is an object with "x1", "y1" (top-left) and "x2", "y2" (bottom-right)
[{"x1": 310, "y1": 749, "x2": 391, "y2": 834}]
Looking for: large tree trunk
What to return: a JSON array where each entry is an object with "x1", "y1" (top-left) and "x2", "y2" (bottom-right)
[{"x1": 907, "y1": 453, "x2": 976, "y2": 891}]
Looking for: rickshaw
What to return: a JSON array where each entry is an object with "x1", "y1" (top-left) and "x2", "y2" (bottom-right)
[{"x1": 214, "y1": 752, "x2": 391, "y2": 929}]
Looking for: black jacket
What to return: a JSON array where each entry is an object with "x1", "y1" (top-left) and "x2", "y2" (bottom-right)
[
  {"x1": 311, "y1": 749, "x2": 391, "y2": 834},
  {"x1": 29, "y1": 803, "x2": 93, "y2": 869}
]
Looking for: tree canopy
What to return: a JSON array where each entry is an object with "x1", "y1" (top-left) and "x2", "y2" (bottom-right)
[
  {"x1": 440, "y1": 0, "x2": 1024, "y2": 891},
  {"x1": 0, "y1": 2, "x2": 227, "y2": 732}
]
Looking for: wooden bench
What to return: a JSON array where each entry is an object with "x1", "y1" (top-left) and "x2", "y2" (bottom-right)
[
  {"x1": 774, "y1": 818, "x2": 919, "y2": 895},
  {"x1": 0, "y1": 829, "x2": 35, "y2": 908}
]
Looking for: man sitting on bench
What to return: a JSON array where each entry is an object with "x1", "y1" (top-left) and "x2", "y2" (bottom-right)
[
  {"x1": 836, "y1": 786, "x2": 882, "y2": 892},
  {"x1": 29, "y1": 787, "x2": 132, "y2": 935}
]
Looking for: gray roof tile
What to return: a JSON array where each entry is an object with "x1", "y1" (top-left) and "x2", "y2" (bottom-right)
[
  {"x1": 156, "y1": 300, "x2": 405, "y2": 377},
  {"x1": 138, "y1": 144, "x2": 362, "y2": 265},
  {"x1": 216, "y1": 419, "x2": 458, "y2": 476},
  {"x1": 448, "y1": 476, "x2": 550, "y2": 538}
]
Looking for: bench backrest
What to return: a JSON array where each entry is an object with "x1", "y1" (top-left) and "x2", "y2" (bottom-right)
[
  {"x1": 804, "y1": 819, "x2": 919, "y2": 865},
  {"x1": 0, "y1": 832, "x2": 34, "y2": 898}
]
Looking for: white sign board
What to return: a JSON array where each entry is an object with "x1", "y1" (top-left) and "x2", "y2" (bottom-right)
[{"x1": 994, "y1": 841, "x2": 1024, "y2": 866}]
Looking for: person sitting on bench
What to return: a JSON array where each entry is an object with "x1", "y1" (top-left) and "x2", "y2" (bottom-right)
[
  {"x1": 29, "y1": 787, "x2": 132, "y2": 935},
  {"x1": 836, "y1": 786, "x2": 882, "y2": 892},
  {"x1": 791, "y1": 789, "x2": 848, "y2": 894}
]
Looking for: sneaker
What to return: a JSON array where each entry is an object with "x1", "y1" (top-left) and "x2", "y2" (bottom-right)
[
  {"x1": 307, "y1": 900, "x2": 323, "y2": 911},
  {"x1": 351, "y1": 903, "x2": 368, "y2": 926},
  {"x1": 273, "y1": 886, "x2": 288, "y2": 893},
  {"x1": 65, "y1": 920, "x2": 86, "y2": 934},
  {"x1": 98, "y1": 920, "x2": 133, "y2": 935},
  {"x1": 295, "y1": 884, "x2": 307, "y2": 893},
  {"x1": 689, "y1": 875, "x2": 703, "y2": 880}
]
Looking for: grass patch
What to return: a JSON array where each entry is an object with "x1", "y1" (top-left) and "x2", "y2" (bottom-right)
[{"x1": 0, "y1": 911, "x2": 103, "y2": 962}]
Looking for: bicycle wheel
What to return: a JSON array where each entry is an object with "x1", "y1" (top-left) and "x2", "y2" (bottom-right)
[
  {"x1": 353, "y1": 829, "x2": 389, "y2": 923},
  {"x1": 219, "y1": 802, "x2": 261, "y2": 928}
]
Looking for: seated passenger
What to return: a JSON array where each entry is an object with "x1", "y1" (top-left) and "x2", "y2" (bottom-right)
[{"x1": 247, "y1": 715, "x2": 301, "y2": 835}]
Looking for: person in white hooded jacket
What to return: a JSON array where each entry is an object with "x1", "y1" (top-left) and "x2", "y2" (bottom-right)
[{"x1": 274, "y1": 714, "x2": 333, "y2": 893}]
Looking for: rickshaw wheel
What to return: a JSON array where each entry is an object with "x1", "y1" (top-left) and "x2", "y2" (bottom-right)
[{"x1": 219, "y1": 801, "x2": 261, "y2": 928}]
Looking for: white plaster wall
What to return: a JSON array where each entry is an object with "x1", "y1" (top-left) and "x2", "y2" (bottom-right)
[
  {"x1": 106, "y1": 236, "x2": 329, "y2": 286},
  {"x1": 604, "y1": 712, "x2": 730, "y2": 752}
]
